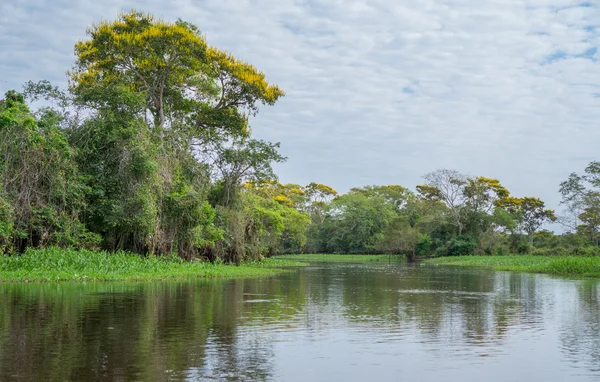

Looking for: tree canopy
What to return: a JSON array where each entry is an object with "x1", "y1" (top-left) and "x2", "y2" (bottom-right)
[{"x1": 0, "y1": 10, "x2": 596, "y2": 262}]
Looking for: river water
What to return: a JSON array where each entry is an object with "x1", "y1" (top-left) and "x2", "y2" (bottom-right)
[{"x1": 1, "y1": 261, "x2": 599, "y2": 381}]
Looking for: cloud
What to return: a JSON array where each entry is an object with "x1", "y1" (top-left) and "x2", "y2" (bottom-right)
[{"x1": 1, "y1": 0, "x2": 599, "y2": 225}]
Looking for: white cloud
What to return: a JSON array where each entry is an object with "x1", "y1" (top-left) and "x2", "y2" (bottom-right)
[{"x1": 1, "y1": 0, "x2": 599, "y2": 226}]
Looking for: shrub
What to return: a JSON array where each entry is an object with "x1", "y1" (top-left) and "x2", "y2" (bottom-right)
[
  {"x1": 415, "y1": 234, "x2": 432, "y2": 256},
  {"x1": 572, "y1": 246, "x2": 600, "y2": 257},
  {"x1": 495, "y1": 245, "x2": 509, "y2": 256},
  {"x1": 447, "y1": 236, "x2": 477, "y2": 256},
  {"x1": 434, "y1": 246, "x2": 449, "y2": 257}
]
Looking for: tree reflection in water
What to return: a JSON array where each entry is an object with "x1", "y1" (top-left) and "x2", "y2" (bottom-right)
[{"x1": 0, "y1": 263, "x2": 599, "y2": 381}]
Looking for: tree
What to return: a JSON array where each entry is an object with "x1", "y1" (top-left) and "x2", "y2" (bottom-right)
[
  {"x1": 577, "y1": 194, "x2": 600, "y2": 245},
  {"x1": 559, "y1": 162, "x2": 600, "y2": 245},
  {"x1": 62, "y1": 11, "x2": 285, "y2": 259},
  {"x1": 463, "y1": 177, "x2": 510, "y2": 214},
  {"x1": 418, "y1": 169, "x2": 469, "y2": 235},
  {"x1": 498, "y1": 197, "x2": 556, "y2": 246},
  {"x1": 350, "y1": 185, "x2": 413, "y2": 212},
  {"x1": 376, "y1": 216, "x2": 421, "y2": 261},
  {"x1": 208, "y1": 138, "x2": 286, "y2": 207},
  {"x1": 319, "y1": 193, "x2": 396, "y2": 253},
  {"x1": 0, "y1": 91, "x2": 99, "y2": 252},
  {"x1": 70, "y1": 10, "x2": 283, "y2": 138}
]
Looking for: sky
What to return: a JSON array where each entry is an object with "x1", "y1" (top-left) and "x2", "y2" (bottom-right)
[{"x1": 1, "y1": 0, "x2": 599, "y2": 223}]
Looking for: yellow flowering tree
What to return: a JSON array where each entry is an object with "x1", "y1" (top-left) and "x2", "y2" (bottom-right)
[
  {"x1": 497, "y1": 197, "x2": 556, "y2": 246},
  {"x1": 70, "y1": 10, "x2": 284, "y2": 138}
]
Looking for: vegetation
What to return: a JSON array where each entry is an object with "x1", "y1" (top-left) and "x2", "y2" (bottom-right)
[
  {"x1": 424, "y1": 256, "x2": 600, "y2": 277},
  {"x1": 299, "y1": 174, "x2": 560, "y2": 260},
  {"x1": 0, "y1": 10, "x2": 306, "y2": 265},
  {"x1": 0, "y1": 247, "x2": 306, "y2": 282},
  {"x1": 2, "y1": 10, "x2": 600, "y2": 281}
]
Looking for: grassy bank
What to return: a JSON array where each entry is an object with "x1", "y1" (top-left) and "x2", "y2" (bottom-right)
[
  {"x1": 0, "y1": 248, "x2": 308, "y2": 282},
  {"x1": 274, "y1": 254, "x2": 403, "y2": 263},
  {"x1": 424, "y1": 255, "x2": 600, "y2": 278}
]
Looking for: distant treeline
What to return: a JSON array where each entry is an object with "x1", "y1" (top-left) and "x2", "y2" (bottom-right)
[{"x1": 1, "y1": 11, "x2": 598, "y2": 262}]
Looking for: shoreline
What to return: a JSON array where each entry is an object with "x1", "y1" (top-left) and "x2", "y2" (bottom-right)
[
  {"x1": 274, "y1": 254, "x2": 404, "y2": 263},
  {"x1": 0, "y1": 248, "x2": 307, "y2": 283},
  {"x1": 423, "y1": 255, "x2": 600, "y2": 278}
]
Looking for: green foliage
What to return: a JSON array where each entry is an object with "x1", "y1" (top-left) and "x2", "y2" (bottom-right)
[
  {"x1": 425, "y1": 255, "x2": 600, "y2": 278},
  {"x1": 0, "y1": 247, "x2": 302, "y2": 282},
  {"x1": 318, "y1": 193, "x2": 396, "y2": 253},
  {"x1": 530, "y1": 246, "x2": 600, "y2": 257},
  {"x1": 560, "y1": 162, "x2": 600, "y2": 246},
  {"x1": 0, "y1": 11, "x2": 292, "y2": 265},
  {"x1": 498, "y1": 196, "x2": 556, "y2": 245},
  {"x1": 350, "y1": 185, "x2": 413, "y2": 211},
  {"x1": 70, "y1": 108, "x2": 161, "y2": 252},
  {"x1": 446, "y1": 235, "x2": 477, "y2": 256},
  {"x1": 415, "y1": 234, "x2": 432, "y2": 256},
  {"x1": 209, "y1": 138, "x2": 286, "y2": 207},
  {"x1": 0, "y1": 194, "x2": 14, "y2": 253},
  {"x1": 4, "y1": 9, "x2": 600, "y2": 276},
  {"x1": 0, "y1": 91, "x2": 97, "y2": 252},
  {"x1": 70, "y1": 10, "x2": 283, "y2": 136},
  {"x1": 375, "y1": 216, "x2": 420, "y2": 259}
]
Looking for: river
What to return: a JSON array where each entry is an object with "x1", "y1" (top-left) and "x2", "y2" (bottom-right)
[{"x1": 1, "y1": 261, "x2": 599, "y2": 381}]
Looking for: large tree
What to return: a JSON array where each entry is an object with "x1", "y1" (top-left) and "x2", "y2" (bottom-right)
[
  {"x1": 560, "y1": 161, "x2": 600, "y2": 245},
  {"x1": 417, "y1": 169, "x2": 469, "y2": 235},
  {"x1": 498, "y1": 197, "x2": 556, "y2": 246},
  {"x1": 320, "y1": 193, "x2": 396, "y2": 253},
  {"x1": 70, "y1": 10, "x2": 283, "y2": 141},
  {"x1": 63, "y1": 11, "x2": 285, "y2": 259}
]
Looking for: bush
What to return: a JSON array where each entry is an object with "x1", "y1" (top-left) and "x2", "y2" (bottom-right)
[
  {"x1": 415, "y1": 234, "x2": 432, "y2": 256},
  {"x1": 434, "y1": 246, "x2": 449, "y2": 257},
  {"x1": 516, "y1": 243, "x2": 530, "y2": 254},
  {"x1": 528, "y1": 246, "x2": 600, "y2": 257},
  {"x1": 572, "y1": 246, "x2": 600, "y2": 257},
  {"x1": 447, "y1": 236, "x2": 477, "y2": 257},
  {"x1": 495, "y1": 245, "x2": 509, "y2": 256}
]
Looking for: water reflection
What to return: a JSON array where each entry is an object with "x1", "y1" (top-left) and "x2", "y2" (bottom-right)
[{"x1": 0, "y1": 263, "x2": 599, "y2": 381}]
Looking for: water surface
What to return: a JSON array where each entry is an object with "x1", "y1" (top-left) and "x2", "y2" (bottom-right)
[{"x1": 1, "y1": 262, "x2": 599, "y2": 381}]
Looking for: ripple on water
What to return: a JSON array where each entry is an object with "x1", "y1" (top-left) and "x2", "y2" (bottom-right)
[
  {"x1": 397, "y1": 289, "x2": 497, "y2": 297},
  {"x1": 1, "y1": 262, "x2": 600, "y2": 381}
]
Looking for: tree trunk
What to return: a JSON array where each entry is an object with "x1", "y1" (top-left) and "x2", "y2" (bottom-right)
[{"x1": 529, "y1": 233, "x2": 534, "y2": 247}]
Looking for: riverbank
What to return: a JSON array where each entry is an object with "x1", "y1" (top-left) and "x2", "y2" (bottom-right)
[
  {"x1": 0, "y1": 248, "x2": 307, "y2": 282},
  {"x1": 424, "y1": 255, "x2": 600, "y2": 277},
  {"x1": 274, "y1": 254, "x2": 403, "y2": 263}
]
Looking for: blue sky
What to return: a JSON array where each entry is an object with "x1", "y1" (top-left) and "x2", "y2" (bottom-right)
[{"x1": 1, "y1": 0, "x2": 599, "y2": 225}]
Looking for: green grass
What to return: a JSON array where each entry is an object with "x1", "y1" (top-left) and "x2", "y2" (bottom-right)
[
  {"x1": 273, "y1": 254, "x2": 403, "y2": 263},
  {"x1": 424, "y1": 255, "x2": 600, "y2": 278},
  {"x1": 0, "y1": 247, "x2": 308, "y2": 282}
]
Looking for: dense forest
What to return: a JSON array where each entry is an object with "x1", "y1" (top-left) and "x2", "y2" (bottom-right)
[{"x1": 1, "y1": 11, "x2": 599, "y2": 263}]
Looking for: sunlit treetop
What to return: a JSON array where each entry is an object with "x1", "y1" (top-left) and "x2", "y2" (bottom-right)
[
  {"x1": 206, "y1": 47, "x2": 284, "y2": 108},
  {"x1": 305, "y1": 182, "x2": 337, "y2": 199},
  {"x1": 273, "y1": 194, "x2": 294, "y2": 207},
  {"x1": 71, "y1": 11, "x2": 207, "y2": 92},
  {"x1": 475, "y1": 177, "x2": 510, "y2": 199},
  {"x1": 496, "y1": 196, "x2": 524, "y2": 209},
  {"x1": 70, "y1": 10, "x2": 283, "y2": 136},
  {"x1": 245, "y1": 181, "x2": 306, "y2": 208},
  {"x1": 497, "y1": 196, "x2": 556, "y2": 221},
  {"x1": 416, "y1": 184, "x2": 443, "y2": 201}
]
